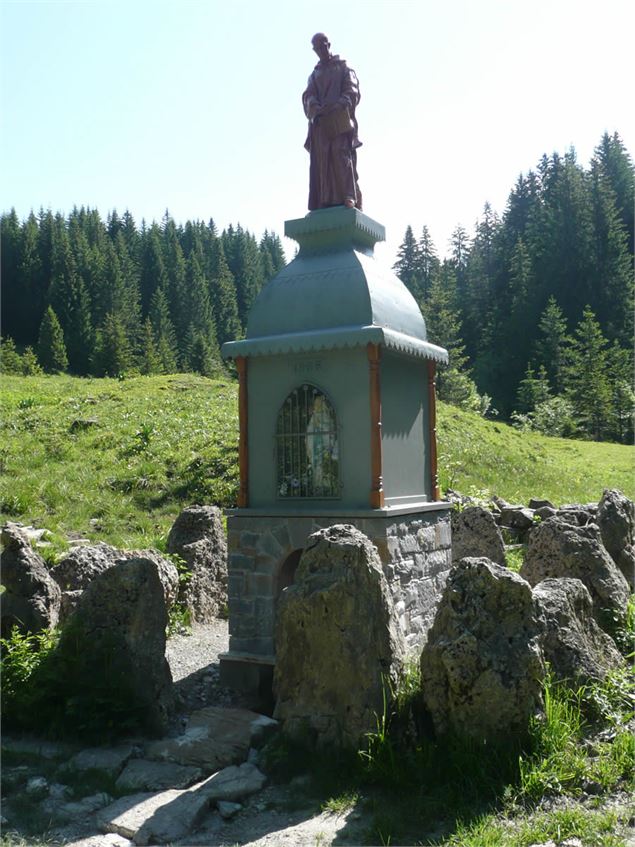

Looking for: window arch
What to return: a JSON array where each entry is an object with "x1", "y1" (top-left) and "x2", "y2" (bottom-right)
[{"x1": 276, "y1": 384, "x2": 340, "y2": 499}]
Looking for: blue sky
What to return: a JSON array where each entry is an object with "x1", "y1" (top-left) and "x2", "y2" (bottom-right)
[{"x1": 2, "y1": 0, "x2": 633, "y2": 264}]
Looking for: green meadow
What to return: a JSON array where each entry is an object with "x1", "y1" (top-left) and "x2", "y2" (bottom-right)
[{"x1": 1, "y1": 373, "x2": 632, "y2": 555}]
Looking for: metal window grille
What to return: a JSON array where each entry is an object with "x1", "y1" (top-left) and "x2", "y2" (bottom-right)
[{"x1": 276, "y1": 384, "x2": 340, "y2": 498}]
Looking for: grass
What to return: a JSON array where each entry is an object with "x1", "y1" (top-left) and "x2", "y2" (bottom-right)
[
  {"x1": 0, "y1": 373, "x2": 238, "y2": 554},
  {"x1": 1, "y1": 374, "x2": 632, "y2": 558},
  {"x1": 437, "y1": 403, "x2": 634, "y2": 505}
]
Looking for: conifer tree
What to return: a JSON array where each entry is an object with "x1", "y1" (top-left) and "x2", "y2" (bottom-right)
[
  {"x1": 0, "y1": 337, "x2": 23, "y2": 374},
  {"x1": 148, "y1": 287, "x2": 178, "y2": 373},
  {"x1": 139, "y1": 317, "x2": 161, "y2": 375},
  {"x1": 393, "y1": 226, "x2": 420, "y2": 298},
  {"x1": 21, "y1": 347, "x2": 42, "y2": 375},
  {"x1": 93, "y1": 313, "x2": 134, "y2": 377},
  {"x1": 416, "y1": 226, "x2": 439, "y2": 304},
  {"x1": 565, "y1": 306, "x2": 611, "y2": 440},
  {"x1": 534, "y1": 297, "x2": 570, "y2": 395},
  {"x1": 208, "y1": 239, "x2": 241, "y2": 346},
  {"x1": 48, "y1": 228, "x2": 93, "y2": 373},
  {"x1": 38, "y1": 306, "x2": 68, "y2": 373}
]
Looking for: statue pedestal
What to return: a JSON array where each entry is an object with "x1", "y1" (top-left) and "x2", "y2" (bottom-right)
[{"x1": 220, "y1": 207, "x2": 451, "y2": 695}]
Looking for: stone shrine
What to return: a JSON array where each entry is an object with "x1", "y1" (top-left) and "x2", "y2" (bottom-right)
[{"x1": 219, "y1": 206, "x2": 452, "y2": 693}]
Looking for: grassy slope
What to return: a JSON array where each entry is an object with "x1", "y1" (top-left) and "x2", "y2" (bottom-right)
[{"x1": 0, "y1": 374, "x2": 633, "y2": 553}]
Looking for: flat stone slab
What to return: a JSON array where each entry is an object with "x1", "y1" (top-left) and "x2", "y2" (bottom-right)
[
  {"x1": 115, "y1": 758, "x2": 204, "y2": 792},
  {"x1": 200, "y1": 762, "x2": 266, "y2": 802},
  {"x1": 62, "y1": 745, "x2": 135, "y2": 778},
  {"x1": 98, "y1": 763, "x2": 266, "y2": 845},
  {"x1": 1, "y1": 735, "x2": 78, "y2": 760},
  {"x1": 145, "y1": 706, "x2": 277, "y2": 770},
  {"x1": 99, "y1": 787, "x2": 210, "y2": 846}
]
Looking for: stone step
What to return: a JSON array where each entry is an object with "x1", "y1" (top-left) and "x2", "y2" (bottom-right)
[
  {"x1": 98, "y1": 763, "x2": 266, "y2": 845},
  {"x1": 144, "y1": 706, "x2": 278, "y2": 770}
]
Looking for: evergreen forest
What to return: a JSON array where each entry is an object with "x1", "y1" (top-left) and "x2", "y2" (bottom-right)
[
  {"x1": 394, "y1": 131, "x2": 634, "y2": 444},
  {"x1": 1, "y1": 131, "x2": 633, "y2": 444}
]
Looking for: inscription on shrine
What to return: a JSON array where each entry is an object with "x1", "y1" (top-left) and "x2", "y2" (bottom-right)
[{"x1": 291, "y1": 358, "x2": 324, "y2": 376}]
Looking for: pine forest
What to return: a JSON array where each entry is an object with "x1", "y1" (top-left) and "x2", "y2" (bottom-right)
[{"x1": 1, "y1": 131, "x2": 633, "y2": 444}]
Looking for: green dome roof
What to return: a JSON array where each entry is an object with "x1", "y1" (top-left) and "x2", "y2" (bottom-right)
[{"x1": 222, "y1": 208, "x2": 448, "y2": 363}]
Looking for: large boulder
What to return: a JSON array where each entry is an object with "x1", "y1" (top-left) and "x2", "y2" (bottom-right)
[
  {"x1": 420, "y1": 557, "x2": 545, "y2": 742},
  {"x1": 273, "y1": 525, "x2": 405, "y2": 750},
  {"x1": 520, "y1": 517, "x2": 630, "y2": 632},
  {"x1": 1, "y1": 525, "x2": 61, "y2": 636},
  {"x1": 533, "y1": 578, "x2": 624, "y2": 684},
  {"x1": 451, "y1": 506, "x2": 506, "y2": 566},
  {"x1": 53, "y1": 545, "x2": 179, "y2": 621},
  {"x1": 166, "y1": 505, "x2": 228, "y2": 622},
  {"x1": 596, "y1": 489, "x2": 635, "y2": 590},
  {"x1": 59, "y1": 556, "x2": 174, "y2": 735}
]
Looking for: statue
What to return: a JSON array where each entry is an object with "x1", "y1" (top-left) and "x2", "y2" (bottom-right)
[{"x1": 302, "y1": 33, "x2": 362, "y2": 211}]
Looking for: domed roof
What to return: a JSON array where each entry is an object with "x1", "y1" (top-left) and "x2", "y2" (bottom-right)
[{"x1": 222, "y1": 208, "x2": 448, "y2": 363}]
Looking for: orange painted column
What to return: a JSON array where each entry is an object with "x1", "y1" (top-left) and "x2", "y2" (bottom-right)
[
  {"x1": 427, "y1": 360, "x2": 440, "y2": 501},
  {"x1": 236, "y1": 356, "x2": 249, "y2": 508},
  {"x1": 367, "y1": 343, "x2": 385, "y2": 508}
]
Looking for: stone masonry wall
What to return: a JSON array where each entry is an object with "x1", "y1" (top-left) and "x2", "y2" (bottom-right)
[{"x1": 226, "y1": 508, "x2": 452, "y2": 658}]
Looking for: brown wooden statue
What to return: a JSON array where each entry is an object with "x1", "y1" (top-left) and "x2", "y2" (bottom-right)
[{"x1": 302, "y1": 33, "x2": 362, "y2": 211}]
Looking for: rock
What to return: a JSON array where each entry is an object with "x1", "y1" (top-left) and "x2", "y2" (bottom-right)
[
  {"x1": 53, "y1": 543, "x2": 121, "y2": 591},
  {"x1": 556, "y1": 505, "x2": 595, "y2": 526},
  {"x1": 597, "y1": 488, "x2": 635, "y2": 589},
  {"x1": 451, "y1": 506, "x2": 506, "y2": 565},
  {"x1": 25, "y1": 776, "x2": 49, "y2": 798},
  {"x1": 60, "y1": 589, "x2": 83, "y2": 620},
  {"x1": 145, "y1": 706, "x2": 277, "y2": 770},
  {"x1": 520, "y1": 517, "x2": 630, "y2": 632},
  {"x1": 1, "y1": 736, "x2": 78, "y2": 759},
  {"x1": 217, "y1": 800, "x2": 242, "y2": 819},
  {"x1": 500, "y1": 506, "x2": 535, "y2": 532},
  {"x1": 62, "y1": 745, "x2": 135, "y2": 779},
  {"x1": 53, "y1": 545, "x2": 179, "y2": 611},
  {"x1": 0, "y1": 524, "x2": 61, "y2": 636},
  {"x1": 273, "y1": 524, "x2": 405, "y2": 749},
  {"x1": 98, "y1": 789, "x2": 208, "y2": 845},
  {"x1": 98, "y1": 764, "x2": 265, "y2": 845},
  {"x1": 200, "y1": 762, "x2": 266, "y2": 802},
  {"x1": 535, "y1": 506, "x2": 557, "y2": 521},
  {"x1": 53, "y1": 792, "x2": 114, "y2": 820},
  {"x1": 61, "y1": 557, "x2": 174, "y2": 735},
  {"x1": 166, "y1": 504, "x2": 228, "y2": 622},
  {"x1": 533, "y1": 578, "x2": 624, "y2": 683},
  {"x1": 528, "y1": 498, "x2": 556, "y2": 510},
  {"x1": 420, "y1": 557, "x2": 545, "y2": 741},
  {"x1": 115, "y1": 759, "x2": 204, "y2": 792}
]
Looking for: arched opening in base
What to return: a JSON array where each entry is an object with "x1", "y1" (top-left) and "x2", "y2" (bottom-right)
[{"x1": 276, "y1": 548, "x2": 303, "y2": 596}]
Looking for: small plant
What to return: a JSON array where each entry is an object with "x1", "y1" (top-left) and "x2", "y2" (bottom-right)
[
  {"x1": 131, "y1": 422, "x2": 155, "y2": 453},
  {"x1": 0, "y1": 626, "x2": 60, "y2": 723}
]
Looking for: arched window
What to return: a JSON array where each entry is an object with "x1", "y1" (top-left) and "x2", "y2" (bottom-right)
[{"x1": 276, "y1": 384, "x2": 339, "y2": 498}]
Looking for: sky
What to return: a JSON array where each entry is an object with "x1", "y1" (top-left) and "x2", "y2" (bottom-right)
[{"x1": 2, "y1": 0, "x2": 634, "y2": 266}]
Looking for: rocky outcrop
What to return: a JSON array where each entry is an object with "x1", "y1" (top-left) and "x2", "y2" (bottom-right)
[
  {"x1": 61, "y1": 556, "x2": 176, "y2": 735},
  {"x1": 451, "y1": 505, "x2": 506, "y2": 565},
  {"x1": 597, "y1": 488, "x2": 635, "y2": 590},
  {"x1": 520, "y1": 517, "x2": 630, "y2": 632},
  {"x1": 1, "y1": 524, "x2": 61, "y2": 636},
  {"x1": 420, "y1": 557, "x2": 545, "y2": 742},
  {"x1": 166, "y1": 505, "x2": 228, "y2": 622},
  {"x1": 533, "y1": 578, "x2": 624, "y2": 684},
  {"x1": 53, "y1": 545, "x2": 179, "y2": 615},
  {"x1": 273, "y1": 525, "x2": 405, "y2": 749}
]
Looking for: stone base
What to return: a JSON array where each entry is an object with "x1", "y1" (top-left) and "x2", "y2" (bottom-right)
[{"x1": 221, "y1": 505, "x2": 452, "y2": 694}]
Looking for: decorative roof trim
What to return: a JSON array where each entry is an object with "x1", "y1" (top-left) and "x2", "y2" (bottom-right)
[{"x1": 222, "y1": 325, "x2": 448, "y2": 363}]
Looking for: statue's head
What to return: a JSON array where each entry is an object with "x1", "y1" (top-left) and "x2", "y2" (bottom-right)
[{"x1": 311, "y1": 33, "x2": 331, "y2": 62}]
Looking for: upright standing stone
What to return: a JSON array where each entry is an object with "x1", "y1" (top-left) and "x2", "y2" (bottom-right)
[
  {"x1": 166, "y1": 504, "x2": 228, "y2": 621},
  {"x1": 420, "y1": 557, "x2": 545, "y2": 741},
  {"x1": 274, "y1": 525, "x2": 405, "y2": 749},
  {"x1": 1, "y1": 525, "x2": 61, "y2": 636}
]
